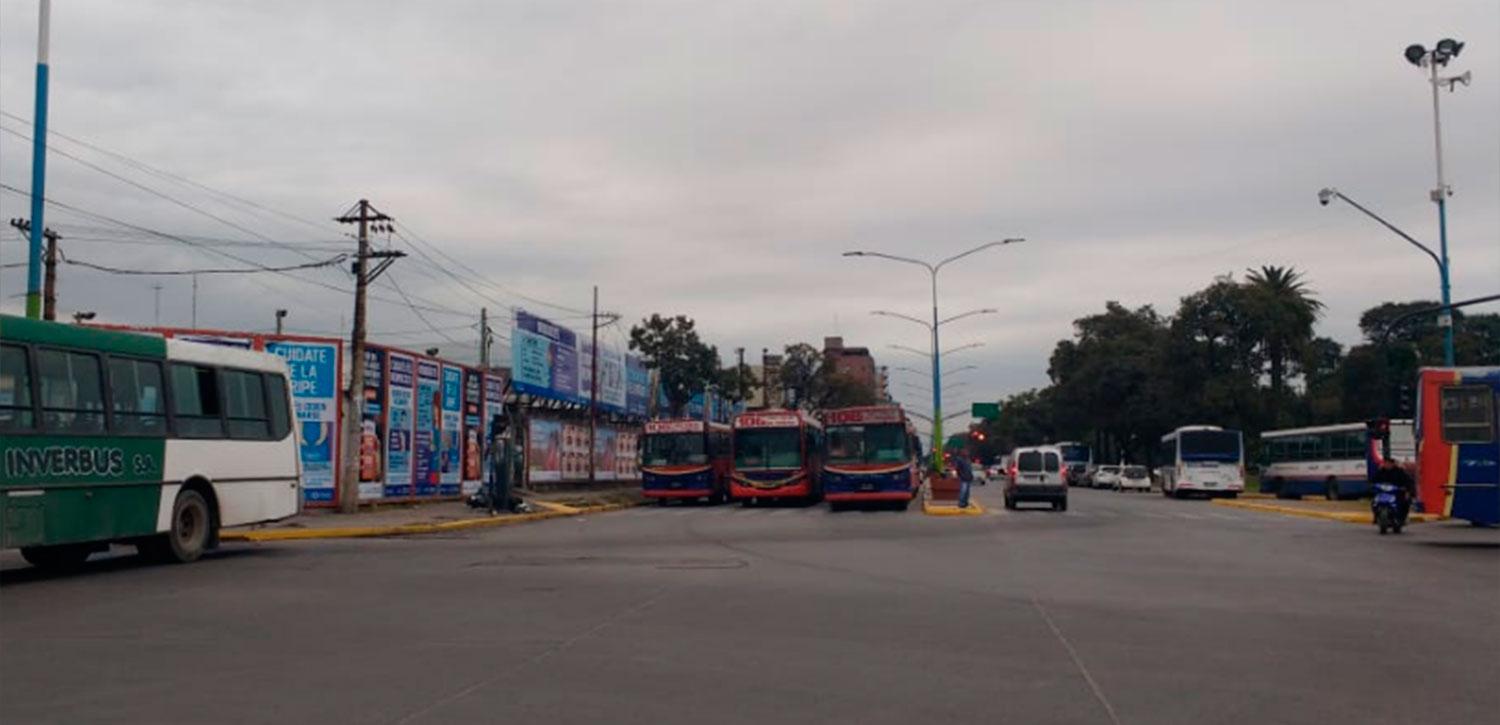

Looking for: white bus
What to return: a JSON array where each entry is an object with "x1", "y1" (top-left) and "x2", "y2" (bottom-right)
[
  {"x1": 2, "y1": 315, "x2": 301, "y2": 569},
  {"x1": 1259, "y1": 420, "x2": 1414, "y2": 500},
  {"x1": 1055, "y1": 441, "x2": 1094, "y2": 486},
  {"x1": 1157, "y1": 425, "x2": 1244, "y2": 499}
]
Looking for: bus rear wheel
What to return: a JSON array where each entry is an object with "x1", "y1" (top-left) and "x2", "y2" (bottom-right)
[
  {"x1": 144, "y1": 489, "x2": 213, "y2": 564},
  {"x1": 20, "y1": 543, "x2": 94, "y2": 571}
]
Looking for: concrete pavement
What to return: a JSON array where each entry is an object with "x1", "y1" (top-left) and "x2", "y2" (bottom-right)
[{"x1": 2, "y1": 486, "x2": 1497, "y2": 724}]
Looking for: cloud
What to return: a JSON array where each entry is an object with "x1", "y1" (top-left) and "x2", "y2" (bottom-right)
[{"x1": 1, "y1": 0, "x2": 1496, "y2": 414}]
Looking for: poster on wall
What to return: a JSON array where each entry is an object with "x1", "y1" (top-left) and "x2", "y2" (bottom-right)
[
  {"x1": 439, "y1": 365, "x2": 463, "y2": 495},
  {"x1": 264, "y1": 339, "x2": 340, "y2": 504},
  {"x1": 528, "y1": 418, "x2": 563, "y2": 482},
  {"x1": 462, "y1": 370, "x2": 483, "y2": 495},
  {"x1": 615, "y1": 429, "x2": 640, "y2": 479},
  {"x1": 357, "y1": 347, "x2": 387, "y2": 500},
  {"x1": 384, "y1": 352, "x2": 416, "y2": 498},
  {"x1": 414, "y1": 360, "x2": 441, "y2": 496},
  {"x1": 593, "y1": 428, "x2": 619, "y2": 481},
  {"x1": 511, "y1": 311, "x2": 582, "y2": 405}
]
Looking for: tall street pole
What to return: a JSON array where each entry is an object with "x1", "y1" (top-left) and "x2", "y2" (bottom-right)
[
  {"x1": 929, "y1": 268, "x2": 942, "y2": 475},
  {"x1": 25, "y1": 0, "x2": 52, "y2": 319},
  {"x1": 336, "y1": 200, "x2": 400, "y2": 513},
  {"x1": 1427, "y1": 57, "x2": 1455, "y2": 366},
  {"x1": 589, "y1": 286, "x2": 599, "y2": 483}
]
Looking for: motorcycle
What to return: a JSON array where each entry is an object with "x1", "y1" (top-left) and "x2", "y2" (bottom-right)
[{"x1": 1372, "y1": 482, "x2": 1407, "y2": 535}]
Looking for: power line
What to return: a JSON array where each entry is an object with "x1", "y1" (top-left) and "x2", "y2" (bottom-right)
[
  {"x1": 384, "y1": 269, "x2": 461, "y2": 345},
  {"x1": 0, "y1": 108, "x2": 341, "y2": 238},
  {"x1": 64, "y1": 253, "x2": 347, "y2": 276},
  {"x1": 0, "y1": 122, "x2": 327, "y2": 264},
  {"x1": 392, "y1": 223, "x2": 592, "y2": 316},
  {"x1": 0, "y1": 183, "x2": 473, "y2": 319}
]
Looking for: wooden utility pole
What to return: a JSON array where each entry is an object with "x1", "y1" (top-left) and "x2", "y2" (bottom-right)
[
  {"x1": 736, "y1": 347, "x2": 746, "y2": 403},
  {"x1": 588, "y1": 286, "x2": 599, "y2": 482},
  {"x1": 335, "y1": 200, "x2": 403, "y2": 513},
  {"x1": 479, "y1": 306, "x2": 490, "y2": 368},
  {"x1": 9, "y1": 218, "x2": 58, "y2": 320}
]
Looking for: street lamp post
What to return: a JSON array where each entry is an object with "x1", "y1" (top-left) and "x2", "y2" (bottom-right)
[
  {"x1": 1319, "y1": 187, "x2": 1449, "y2": 358},
  {"x1": 844, "y1": 239, "x2": 1023, "y2": 475},
  {"x1": 1403, "y1": 38, "x2": 1470, "y2": 366}
]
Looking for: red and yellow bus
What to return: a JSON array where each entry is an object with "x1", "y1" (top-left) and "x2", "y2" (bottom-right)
[
  {"x1": 1415, "y1": 367, "x2": 1499, "y2": 526},
  {"x1": 640, "y1": 419, "x2": 732, "y2": 504},
  {"x1": 821, "y1": 405, "x2": 921, "y2": 509},
  {"x1": 730, "y1": 410, "x2": 823, "y2": 504}
]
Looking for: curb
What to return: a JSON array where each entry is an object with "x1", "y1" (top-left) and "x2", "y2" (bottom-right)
[
  {"x1": 1211, "y1": 498, "x2": 1436, "y2": 525},
  {"x1": 221, "y1": 501, "x2": 642, "y2": 542},
  {"x1": 922, "y1": 498, "x2": 986, "y2": 517}
]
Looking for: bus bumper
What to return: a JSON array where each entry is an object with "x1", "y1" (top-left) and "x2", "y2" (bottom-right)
[
  {"x1": 825, "y1": 490, "x2": 913, "y2": 502},
  {"x1": 731, "y1": 481, "x2": 812, "y2": 499},
  {"x1": 642, "y1": 488, "x2": 715, "y2": 499}
]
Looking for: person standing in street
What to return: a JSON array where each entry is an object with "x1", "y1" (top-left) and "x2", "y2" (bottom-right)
[{"x1": 955, "y1": 456, "x2": 975, "y2": 508}]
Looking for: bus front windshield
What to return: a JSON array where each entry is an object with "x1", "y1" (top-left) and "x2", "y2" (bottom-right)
[
  {"x1": 1180, "y1": 430, "x2": 1241, "y2": 462},
  {"x1": 735, "y1": 428, "x2": 802, "y2": 469},
  {"x1": 642, "y1": 433, "x2": 707, "y2": 466},
  {"x1": 826, "y1": 423, "x2": 909, "y2": 465},
  {"x1": 1060, "y1": 445, "x2": 1091, "y2": 463}
]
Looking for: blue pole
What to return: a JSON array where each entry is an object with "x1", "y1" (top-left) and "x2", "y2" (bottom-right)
[
  {"x1": 1437, "y1": 197, "x2": 1455, "y2": 366},
  {"x1": 929, "y1": 270, "x2": 942, "y2": 476},
  {"x1": 25, "y1": 0, "x2": 51, "y2": 320}
]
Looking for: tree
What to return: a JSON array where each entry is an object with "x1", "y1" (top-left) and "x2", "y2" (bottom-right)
[
  {"x1": 716, "y1": 364, "x2": 762, "y2": 404},
  {"x1": 629, "y1": 314, "x2": 720, "y2": 417},
  {"x1": 777, "y1": 343, "x2": 879, "y2": 410},
  {"x1": 1243, "y1": 265, "x2": 1324, "y2": 402}
]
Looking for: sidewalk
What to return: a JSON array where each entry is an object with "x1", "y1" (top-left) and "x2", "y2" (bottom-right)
[
  {"x1": 222, "y1": 485, "x2": 645, "y2": 542},
  {"x1": 1212, "y1": 496, "x2": 1437, "y2": 524}
]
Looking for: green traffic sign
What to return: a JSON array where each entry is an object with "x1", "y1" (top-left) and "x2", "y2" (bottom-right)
[{"x1": 971, "y1": 402, "x2": 1000, "y2": 420}]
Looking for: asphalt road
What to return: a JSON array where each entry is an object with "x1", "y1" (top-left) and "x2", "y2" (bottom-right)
[{"x1": 2, "y1": 486, "x2": 1497, "y2": 725}]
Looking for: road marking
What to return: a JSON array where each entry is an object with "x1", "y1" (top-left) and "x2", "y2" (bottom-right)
[
  {"x1": 1028, "y1": 595, "x2": 1123, "y2": 725},
  {"x1": 1176, "y1": 512, "x2": 1206, "y2": 520}
]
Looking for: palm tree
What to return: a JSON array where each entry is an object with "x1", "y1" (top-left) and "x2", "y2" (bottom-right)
[{"x1": 1244, "y1": 265, "x2": 1324, "y2": 399}]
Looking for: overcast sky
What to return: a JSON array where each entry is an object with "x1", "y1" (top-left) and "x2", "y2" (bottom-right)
[{"x1": 2, "y1": 0, "x2": 1496, "y2": 426}]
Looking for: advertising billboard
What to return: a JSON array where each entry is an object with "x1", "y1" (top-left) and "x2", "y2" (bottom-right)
[
  {"x1": 512, "y1": 310, "x2": 646, "y2": 416},
  {"x1": 261, "y1": 339, "x2": 341, "y2": 505}
]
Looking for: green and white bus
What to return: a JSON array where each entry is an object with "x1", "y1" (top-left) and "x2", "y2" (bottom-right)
[{"x1": 1, "y1": 315, "x2": 301, "y2": 569}]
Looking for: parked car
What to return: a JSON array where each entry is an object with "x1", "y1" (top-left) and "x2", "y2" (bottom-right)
[
  {"x1": 1117, "y1": 465, "x2": 1151, "y2": 492},
  {"x1": 1005, "y1": 446, "x2": 1067, "y2": 511},
  {"x1": 1093, "y1": 465, "x2": 1122, "y2": 490}
]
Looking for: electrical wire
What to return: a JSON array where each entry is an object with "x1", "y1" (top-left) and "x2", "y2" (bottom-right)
[{"x1": 64, "y1": 253, "x2": 347, "y2": 276}]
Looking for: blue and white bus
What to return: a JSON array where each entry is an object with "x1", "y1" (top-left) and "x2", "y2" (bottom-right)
[
  {"x1": 1157, "y1": 425, "x2": 1244, "y2": 499},
  {"x1": 1259, "y1": 421, "x2": 1414, "y2": 500}
]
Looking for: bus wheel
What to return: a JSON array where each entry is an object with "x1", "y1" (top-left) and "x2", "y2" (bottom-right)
[
  {"x1": 20, "y1": 543, "x2": 94, "y2": 571},
  {"x1": 1325, "y1": 481, "x2": 1341, "y2": 501},
  {"x1": 149, "y1": 489, "x2": 213, "y2": 564}
]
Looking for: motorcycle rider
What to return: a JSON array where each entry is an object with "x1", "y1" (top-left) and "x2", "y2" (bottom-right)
[{"x1": 1370, "y1": 456, "x2": 1416, "y2": 524}]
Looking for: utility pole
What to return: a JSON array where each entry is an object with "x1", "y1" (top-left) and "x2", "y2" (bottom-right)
[
  {"x1": 274, "y1": 309, "x2": 287, "y2": 336},
  {"x1": 24, "y1": 0, "x2": 51, "y2": 320},
  {"x1": 588, "y1": 286, "x2": 599, "y2": 483},
  {"x1": 151, "y1": 284, "x2": 162, "y2": 325},
  {"x1": 191, "y1": 274, "x2": 198, "y2": 328},
  {"x1": 479, "y1": 306, "x2": 490, "y2": 368},
  {"x1": 335, "y1": 199, "x2": 404, "y2": 513},
  {"x1": 761, "y1": 347, "x2": 769, "y2": 408},
  {"x1": 9, "y1": 218, "x2": 58, "y2": 320},
  {"x1": 736, "y1": 347, "x2": 746, "y2": 403}
]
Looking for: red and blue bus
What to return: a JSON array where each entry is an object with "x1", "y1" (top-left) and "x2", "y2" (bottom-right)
[
  {"x1": 821, "y1": 405, "x2": 921, "y2": 509},
  {"x1": 730, "y1": 410, "x2": 823, "y2": 504},
  {"x1": 1415, "y1": 367, "x2": 1499, "y2": 526},
  {"x1": 640, "y1": 419, "x2": 732, "y2": 504}
]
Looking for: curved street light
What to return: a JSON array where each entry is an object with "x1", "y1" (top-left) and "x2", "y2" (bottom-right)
[
  {"x1": 846, "y1": 239, "x2": 1024, "y2": 475},
  {"x1": 1319, "y1": 186, "x2": 1451, "y2": 363}
]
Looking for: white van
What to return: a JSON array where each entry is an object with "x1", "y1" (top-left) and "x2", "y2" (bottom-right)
[{"x1": 1005, "y1": 445, "x2": 1068, "y2": 511}]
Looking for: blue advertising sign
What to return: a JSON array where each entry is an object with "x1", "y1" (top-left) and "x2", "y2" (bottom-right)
[
  {"x1": 626, "y1": 357, "x2": 650, "y2": 418},
  {"x1": 415, "y1": 360, "x2": 441, "y2": 496},
  {"x1": 384, "y1": 352, "x2": 416, "y2": 498},
  {"x1": 265, "y1": 340, "x2": 340, "y2": 504}
]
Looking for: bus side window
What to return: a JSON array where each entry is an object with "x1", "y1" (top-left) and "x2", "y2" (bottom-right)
[
  {"x1": 0, "y1": 343, "x2": 34, "y2": 432},
  {"x1": 36, "y1": 348, "x2": 106, "y2": 434},
  {"x1": 1441, "y1": 385, "x2": 1495, "y2": 443},
  {"x1": 264, "y1": 373, "x2": 292, "y2": 441},
  {"x1": 170, "y1": 363, "x2": 224, "y2": 439},
  {"x1": 109, "y1": 357, "x2": 167, "y2": 436},
  {"x1": 223, "y1": 369, "x2": 271, "y2": 440}
]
